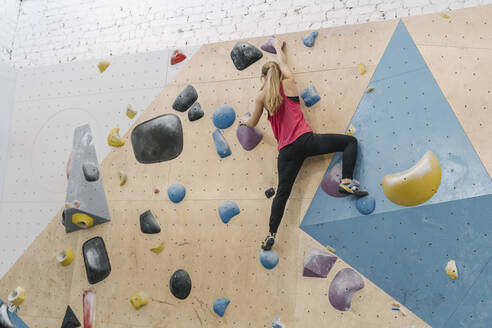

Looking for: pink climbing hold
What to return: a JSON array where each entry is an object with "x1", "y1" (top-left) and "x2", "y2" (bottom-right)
[
  {"x1": 320, "y1": 163, "x2": 360, "y2": 197},
  {"x1": 154, "y1": 188, "x2": 160, "y2": 194},
  {"x1": 329, "y1": 268, "x2": 365, "y2": 311},
  {"x1": 237, "y1": 112, "x2": 263, "y2": 151},
  {"x1": 303, "y1": 248, "x2": 337, "y2": 278},
  {"x1": 171, "y1": 50, "x2": 186, "y2": 65}
]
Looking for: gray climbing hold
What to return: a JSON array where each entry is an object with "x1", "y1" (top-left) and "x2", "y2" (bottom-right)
[
  {"x1": 172, "y1": 85, "x2": 198, "y2": 112},
  {"x1": 188, "y1": 102, "x2": 204, "y2": 122},
  {"x1": 329, "y1": 268, "x2": 364, "y2": 311},
  {"x1": 260, "y1": 37, "x2": 286, "y2": 54},
  {"x1": 213, "y1": 298, "x2": 230, "y2": 317},
  {"x1": 131, "y1": 114, "x2": 183, "y2": 164},
  {"x1": 63, "y1": 124, "x2": 111, "y2": 233},
  {"x1": 82, "y1": 236, "x2": 111, "y2": 284},
  {"x1": 265, "y1": 187, "x2": 275, "y2": 199},
  {"x1": 212, "y1": 129, "x2": 232, "y2": 158},
  {"x1": 301, "y1": 85, "x2": 321, "y2": 107},
  {"x1": 170, "y1": 269, "x2": 192, "y2": 300},
  {"x1": 140, "y1": 210, "x2": 161, "y2": 234},
  {"x1": 82, "y1": 162, "x2": 99, "y2": 182},
  {"x1": 230, "y1": 41, "x2": 263, "y2": 70},
  {"x1": 0, "y1": 303, "x2": 14, "y2": 328},
  {"x1": 302, "y1": 31, "x2": 318, "y2": 47},
  {"x1": 61, "y1": 305, "x2": 81, "y2": 328},
  {"x1": 303, "y1": 248, "x2": 337, "y2": 278}
]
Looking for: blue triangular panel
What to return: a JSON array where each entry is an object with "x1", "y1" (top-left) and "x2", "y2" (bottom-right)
[
  {"x1": 302, "y1": 195, "x2": 492, "y2": 327},
  {"x1": 300, "y1": 20, "x2": 492, "y2": 327},
  {"x1": 301, "y1": 21, "x2": 492, "y2": 227}
]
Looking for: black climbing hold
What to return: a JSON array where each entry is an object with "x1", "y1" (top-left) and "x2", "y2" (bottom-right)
[
  {"x1": 61, "y1": 305, "x2": 81, "y2": 328},
  {"x1": 265, "y1": 187, "x2": 275, "y2": 199},
  {"x1": 230, "y1": 42, "x2": 263, "y2": 71},
  {"x1": 140, "y1": 210, "x2": 161, "y2": 234},
  {"x1": 188, "y1": 102, "x2": 204, "y2": 121},
  {"x1": 82, "y1": 236, "x2": 111, "y2": 284},
  {"x1": 82, "y1": 162, "x2": 99, "y2": 182},
  {"x1": 172, "y1": 85, "x2": 198, "y2": 112},
  {"x1": 170, "y1": 269, "x2": 192, "y2": 300},
  {"x1": 131, "y1": 114, "x2": 183, "y2": 164}
]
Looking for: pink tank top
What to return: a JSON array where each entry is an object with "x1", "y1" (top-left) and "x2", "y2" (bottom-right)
[{"x1": 267, "y1": 83, "x2": 312, "y2": 150}]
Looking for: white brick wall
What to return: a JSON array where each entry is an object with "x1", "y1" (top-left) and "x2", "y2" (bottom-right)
[
  {"x1": 0, "y1": 0, "x2": 20, "y2": 64},
  {"x1": 7, "y1": 0, "x2": 492, "y2": 66}
]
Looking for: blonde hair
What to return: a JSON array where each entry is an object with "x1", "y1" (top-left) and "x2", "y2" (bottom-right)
[{"x1": 261, "y1": 61, "x2": 283, "y2": 115}]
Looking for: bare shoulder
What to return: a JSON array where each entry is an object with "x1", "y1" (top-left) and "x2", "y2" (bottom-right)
[{"x1": 281, "y1": 78, "x2": 298, "y2": 96}]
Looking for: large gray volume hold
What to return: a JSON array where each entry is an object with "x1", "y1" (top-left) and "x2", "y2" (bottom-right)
[
  {"x1": 131, "y1": 114, "x2": 183, "y2": 163},
  {"x1": 62, "y1": 124, "x2": 111, "y2": 233},
  {"x1": 230, "y1": 42, "x2": 263, "y2": 70}
]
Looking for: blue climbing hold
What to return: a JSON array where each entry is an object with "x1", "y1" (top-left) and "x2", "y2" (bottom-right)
[
  {"x1": 218, "y1": 200, "x2": 240, "y2": 223},
  {"x1": 272, "y1": 315, "x2": 285, "y2": 328},
  {"x1": 301, "y1": 85, "x2": 321, "y2": 107},
  {"x1": 302, "y1": 31, "x2": 318, "y2": 47},
  {"x1": 212, "y1": 129, "x2": 232, "y2": 158},
  {"x1": 260, "y1": 250, "x2": 279, "y2": 270},
  {"x1": 213, "y1": 298, "x2": 230, "y2": 317},
  {"x1": 213, "y1": 105, "x2": 236, "y2": 129},
  {"x1": 356, "y1": 196, "x2": 376, "y2": 215},
  {"x1": 168, "y1": 184, "x2": 186, "y2": 203}
]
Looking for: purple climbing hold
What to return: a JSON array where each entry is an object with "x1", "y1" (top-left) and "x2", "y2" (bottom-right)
[
  {"x1": 260, "y1": 37, "x2": 286, "y2": 54},
  {"x1": 237, "y1": 112, "x2": 263, "y2": 151},
  {"x1": 320, "y1": 163, "x2": 360, "y2": 198},
  {"x1": 329, "y1": 268, "x2": 365, "y2": 311},
  {"x1": 303, "y1": 248, "x2": 337, "y2": 278}
]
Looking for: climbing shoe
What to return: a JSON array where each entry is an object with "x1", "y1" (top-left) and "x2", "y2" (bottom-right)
[
  {"x1": 261, "y1": 233, "x2": 276, "y2": 251},
  {"x1": 338, "y1": 182, "x2": 368, "y2": 198}
]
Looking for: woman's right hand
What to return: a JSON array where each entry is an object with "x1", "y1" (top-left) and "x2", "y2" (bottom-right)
[{"x1": 272, "y1": 37, "x2": 283, "y2": 50}]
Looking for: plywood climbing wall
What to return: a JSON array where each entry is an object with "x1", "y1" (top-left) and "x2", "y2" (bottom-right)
[{"x1": 1, "y1": 4, "x2": 491, "y2": 327}]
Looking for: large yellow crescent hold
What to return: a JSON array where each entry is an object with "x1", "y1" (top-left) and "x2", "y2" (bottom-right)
[
  {"x1": 382, "y1": 151, "x2": 441, "y2": 206},
  {"x1": 108, "y1": 128, "x2": 125, "y2": 147}
]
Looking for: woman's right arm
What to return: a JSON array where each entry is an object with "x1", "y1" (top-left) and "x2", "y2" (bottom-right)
[{"x1": 273, "y1": 39, "x2": 293, "y2": 80}]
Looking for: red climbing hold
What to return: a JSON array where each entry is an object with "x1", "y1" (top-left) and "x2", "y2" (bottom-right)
[{"x1": 171, "y1": 50, "x2": 186, "y2": 65}]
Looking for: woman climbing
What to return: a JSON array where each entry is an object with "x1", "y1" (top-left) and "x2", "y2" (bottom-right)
[{"x1": 238, "y1": 38, "x2": 368, "y2": 251}]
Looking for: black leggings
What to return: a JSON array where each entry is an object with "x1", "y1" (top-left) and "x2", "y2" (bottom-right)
[{"x1": 269, "y1": 132, "x2": 358, "y2": 234}]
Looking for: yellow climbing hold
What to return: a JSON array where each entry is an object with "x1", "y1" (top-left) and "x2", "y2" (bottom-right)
[
  {"x1": 445, "y1": 260, "x2": 458, "y2": 279},
  {"x1": 382, "y1": 151, "x2": 441, "y2": 206},
  {"x1": 130, "y1": 291, "x2": 149, "y2": 310},
  {"x1": 440, "y1": 12, "x2": 450, "y2": 19},
  {"x1": 98, "y1": 60, "x2": 110, "y2": 73},
  {"x1": 108, "y1": 128, "x2": 125, "y2": 147},
  {"x1": 357, "y1": 63, "x2": 366, "y2": 75},
  {"x1": 126, "y1": 105, "x2": 137, "y2": 119},
  {"x1": 8, "y1": 286, "x2": 25, "y2": 307},
  {"x1": 392, "y1": 302, "x2": 401, "y2": 308},
  {"x1": 57, "y1": 248, "x2": 75, "y2": 266},
  {"x1": 72, "y1": 212, "x2": 94, "y2": 229},
  {"x1": 119, "y1": 170, "x2": 127, "y2": 186},
  {"x1": 366, "y1": 86, "x2": 375, "y2": 93},
  {"x1": 346, "y1": 124, "x2": 356, "y2": 136},
  {"x1": 150, "y1": 241, "x2": 166, "y2": 254},
  {"x1": 325, "y1": 245, "x2": 336, "y2": 253}
]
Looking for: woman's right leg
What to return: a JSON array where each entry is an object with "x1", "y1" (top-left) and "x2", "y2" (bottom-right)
[{"x1": 269, "y1": 156, "x2": 304, "y2": 234}]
